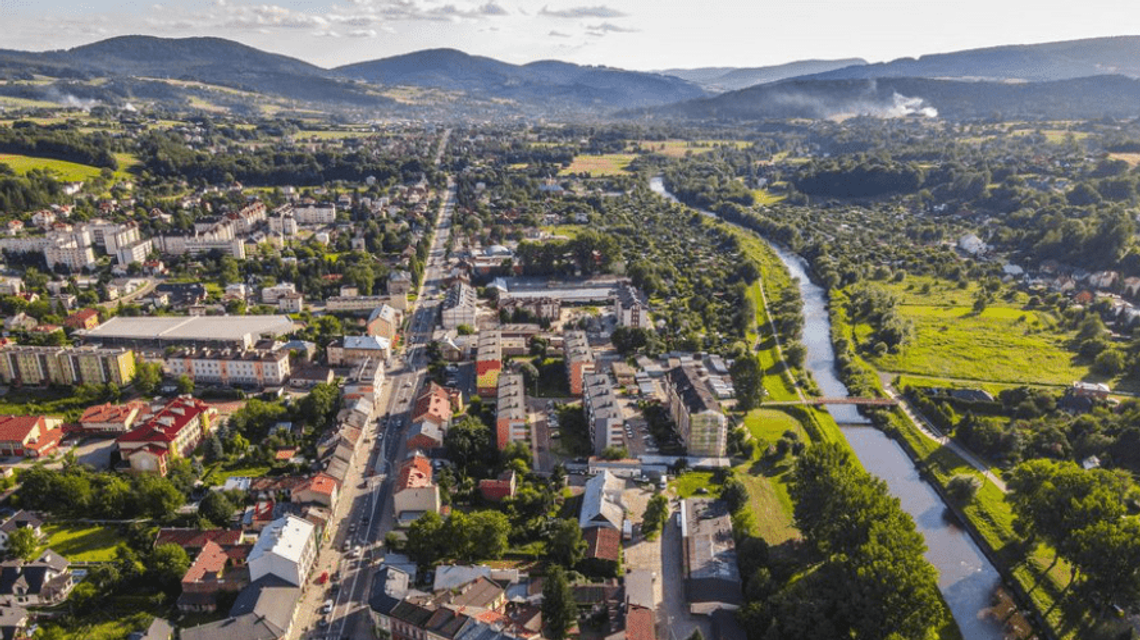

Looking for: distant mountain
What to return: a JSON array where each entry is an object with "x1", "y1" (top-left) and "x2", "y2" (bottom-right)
[
  {"x1": 335, "y1": 48, "x2": 707, "y2": 110},
  {"x1": 643, "y1": 75, "x2": 1140, "y2": 121},
  {"x1": 661, "y1": 59, "x2": 867, "y2": 92},
  {"x1": 800, "y1": 36, "x2": 1140, "y2": 82},
  {"x1": 0, "y1": 35, "x2": 381, "y2": 106}
]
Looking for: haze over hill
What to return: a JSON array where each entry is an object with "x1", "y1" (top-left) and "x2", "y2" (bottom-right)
[{"x1": 0, "y1": 34, "x2": 1139, "y2": 120}]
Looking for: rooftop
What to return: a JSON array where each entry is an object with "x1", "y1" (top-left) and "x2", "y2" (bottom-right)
[
  {"x1": 82, "y1": 315, "x2": 295, "y2": 344},
  {"x1": 247, "y1": 515, "x2": 314, "y2": 566}
]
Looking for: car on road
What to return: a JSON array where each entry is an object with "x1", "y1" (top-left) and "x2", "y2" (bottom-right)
[{"x1": 322, "y1": 599, "x2": 334, "y2": 614}]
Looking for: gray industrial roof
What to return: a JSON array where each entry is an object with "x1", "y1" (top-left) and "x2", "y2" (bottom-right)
[{"x1": 83, "y1": 315, "x2": 295, "y2": 343}]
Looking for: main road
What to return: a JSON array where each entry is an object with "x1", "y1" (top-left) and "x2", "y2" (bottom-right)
[{"x1": 290, "y1": 135, "x2": 456, "y2": 640}]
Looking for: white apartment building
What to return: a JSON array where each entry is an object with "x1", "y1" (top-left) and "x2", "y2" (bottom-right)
[
  {"x1": 248, "y1": 515, "x2": 317, "y2": 587},
  {"x1": 294, "y1": 204, "x2": 336, "y2": 225},
  {"x1": 262, "y1": 283, "x2": 298, "y2": 304},
  {"x1": 164, "y1": 347, "x2": 292, "y2": 387}
]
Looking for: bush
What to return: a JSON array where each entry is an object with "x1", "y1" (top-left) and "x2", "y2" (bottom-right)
[{"x1": 946, "y1": 474, "x2": 981, "y2": 504}]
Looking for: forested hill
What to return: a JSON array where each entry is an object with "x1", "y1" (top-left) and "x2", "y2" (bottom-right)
[
  {"x1": 643, "y1": 75, "x2": 1140, "y2": 121},
  {"x1": 661, "y1": 58, "x2": 869, "y2": 92},
  {"x1": 797, "y1": 35, "x2": 1140, "y2": 82},
  {"x1": 334, "y1": 49, "x2": 707, "y2": 109}
]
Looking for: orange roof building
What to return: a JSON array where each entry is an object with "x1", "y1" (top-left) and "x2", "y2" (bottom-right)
[
  {"x1": 393, "y1": 452, "x2": 440, "y2": 518},
  {"x1": 79, "y1": 401, "x2": 147, "y2": 433},
  {"x1": 116, "y1": 397, "x2": 215, "y2": 476},
  {"x1": 0, "y1": 415, "x2": 63, "y2": 458},
  {"x1": 63, "y1": 308, "x2": 100, "y2": 330}
]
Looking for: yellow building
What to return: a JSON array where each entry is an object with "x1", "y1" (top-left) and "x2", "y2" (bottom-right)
[{"x1": 0, "y1": 345, "x2": 136, "y2": 387}]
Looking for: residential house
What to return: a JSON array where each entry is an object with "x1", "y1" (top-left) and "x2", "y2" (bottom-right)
[
  {"x1": 0, "y1": 550, "x2": 74, "y2": 607},
  {"x1": 290, "y1": 473, "x2": 340, "y2": 510},
  {"x1": 411, "y1": 382, "x2": 458, "y2": 429},
  {"x1": 62, "y1": 309, "x2": 100, "y2": 331},
  {"x1": 177, "y1": 540, "x2": 251, "y2": 613},
  {"x1": 179, "y1": 575, "x2": 301, "y2": 640},
  {"x1": 0, "y1": 512, "x2": 42, "y2": 553},
  {"x1": 579, "y1": 471, "x2": 624, "y2": 532},
  {"x1": 366, "y1": 304, "x2": 402, "y2": 343},
  {"x1": 79, "y1": 402, "x2": 147, "y2": 433},
  {"x1": 393, "y1": 452, "x2": 441, "y2": 522},
  {"x1": 406, "y1": 421, "x2": 445, "y2": 451},
  {"x1": 0, "y1": 416, "x2": 63, "y2": 458},
  {"x1": 478, "y1": 471, "x2": 517, "y2": 503}
]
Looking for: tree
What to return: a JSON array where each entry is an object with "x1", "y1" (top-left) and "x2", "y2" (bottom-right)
[
  {"x1": 722, "y1": 476, "x2": 749, "y2": 513},
  {"x1": 6, "y1": 527, "x2": 37, "y2": 561},
  {"x1": 600, "y1": 445, "x2": 629, "y2": 460},
  {"x1": 405, "y1": 511, "x2": 445, "y2": 568},
  {"x1": 176, "y1": 374, "x2": 195, "y2": 395},
  {"x1": 542, "y1": 565, "x2": 578, "y2": 640},
  {"x1": 203, "y1": 434, "x2": 225, "y2": 464},
  {"x1": 641, "y1": 494, "x2": 669, "y2": 540},
  {"x1": 199, "y1": 491, "x2": 236, "y2": 527},
  {"x1": 134, "y1": 361, "x2": 163, "y2": 395},
  {"x1": 445, "y1": 415, "x2": 493, "y2": 475},
  {"x1": 132, "y1": 474, "x2": 184, "y2": 519},
  {"x1": 517, "y1": 360, "x2": 540, "y2": 396},
  {"x1": 730, "y1": 354, "x2": 764, "y2": 411},
  {"x1": 547, "y1": 518, "x2": 586, "y2": 569},
  {"x1": 467, "y1": 511, "x2": 510, "y2": 561},
  {"x1": 946, "y1": 474, "x2": 981, "y2": 504},
  {"x1": 148, "y1": 543, "x2": 191, "y2": 598}
]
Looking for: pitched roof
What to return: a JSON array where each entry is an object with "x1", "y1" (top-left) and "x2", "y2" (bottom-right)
[
  {"x1": 412, "y1": 382, "x2": 452, "y2": 425},
  {"x1": 625, "y1": 605, "x2": 656, "y2": 640},
  {"x1": 0, "y1": 511, "x2": 42, "y2": 534},
  {"x1": 182, "y1": 540, "x2": 230, "y2": 584},
  {"x1": 396, "y1": 453, "x2": 434, "y2": 491},
  {"x1": 116, "y1": 397, "x2": 212, "y2": 445},
  {"x1": 369, "y1": 566, "x2": 412, "y2": 616},
  {"x1": 584, "y1": 526, "x2": 621, "y2": 563},
  {"x1": 247, "y1": 515, "x2": 314, "y2": 567},
  {"x1": 293, "y1": 473, "x2": 339, "y2": 498},
  {"x1": 0, "y1": 416, "x2": 45, "y2": 443},
  {"x1": 80, "y1": 402, "x2": 144, "y2": 425},
  {"x1": 579, "y1": 471, "x2": 624, "y2": 530},
  {"x1": 155, "y1": 528, "x2": 242, "y2": 551}
]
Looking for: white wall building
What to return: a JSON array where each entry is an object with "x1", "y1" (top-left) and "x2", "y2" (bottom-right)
[{"x1": 248, "y1": 515, "x2": 317, "y2": 587}]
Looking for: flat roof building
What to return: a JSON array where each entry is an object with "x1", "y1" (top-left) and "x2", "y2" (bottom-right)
[
  {"x1": 680, "y1": 499, "x2": 742, "y2": 615},
  {"x1": 80, "y1": 316, "x2": 295, "y2": 350},
  {"x1": 495, "y1": 373, "x2": 528, "y2": 451}
]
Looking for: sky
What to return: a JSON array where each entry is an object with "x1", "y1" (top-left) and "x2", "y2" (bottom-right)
[{"x1": 1, "y1": 0, "x2": 1139, "y2": 71}]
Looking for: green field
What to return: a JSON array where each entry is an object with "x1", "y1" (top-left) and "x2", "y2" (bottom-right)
[
  {"x1": 42, "y1": 523, "x2": 121, "y2": 562},
  {"x1": 203, "y1": 463, "x2": 271, "y2": 485},
  {"x1": 0, "y1": 153, "x2": 103, "y2": 182},
  {"x1": 856, "y1": 277, "x2": 1089, "y2": 386},
  {"x1": 669, "y1": 471, "x2": 719, "y2": 499},
  {"x1": 559, "y1": 153, "x2": 636, "y2": 176}
]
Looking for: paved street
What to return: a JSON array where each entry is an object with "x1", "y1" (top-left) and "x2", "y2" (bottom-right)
[{"x1": 287, "y1": 133, "x2": 456, "y2": 640}]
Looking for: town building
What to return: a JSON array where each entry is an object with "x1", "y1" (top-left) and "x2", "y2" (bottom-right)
[
  {"x1": 614, "y1": 282, "x2": 653, "y2": 329},
  {"x1": 0, "y1": 416, "x2": 63, "y2": 458},
  {"x1": 180, "y1": 575, "x2": 301, "y2": 640},
  {"x1": 664, "y1": 366, "x2": 728, "y2": 457},
  {"x1": 62, "y1": 308, "x2": 100, "y2": 331},
  {"x1": 164, "y1": 347, "x2": 291, "y2": 388},
  {"x1": 276, "y1": 293, "x2": 304, "y2": 313},
  {"x1": 579, "y1": 471, "x2": 624, "y2": 533},
  {"x1": 292, "y1": 203, "x2": 336, "y2": 226},
  {"x1": 387, "y1": 270, "x2": 413, "y2": 297},
  {"x1": 411, "y1": 382, "x2": 459, "y2": 429},
  {"x1": 680, "y1": 499, "x2": 742, "y2": 614},
  {"x1": 325, "y1": 295, "x2": 394, "y2": 313},
  {"x1": 0, "y1": 512, "x2": 42, "y2": 553},
  {"x1": 0, "y1": 344, "x2": 136, "y2": 387},
  {"x1": 564, "y1": 330, "x2": 594, "y2": 396},
  {"x1": 326, "y1": 335, "x2": 391, "y2": 366},
  {"x1": 79, "y1": 315, "x2": 296, "y2": 350},
  {"x1": 495, "y1": 373, "x2": 528, "y2": 451},
  {"x1": 393, "y1": 452, "x2": 441, "y2": 522},
  {"x1": 247, "y1": 515, "x2": 317, "y2": 587},
  {"x1": 177, "y1": 539, "x2": 251, "y2": 613},
  {"x1": 116, "y1": 397, "x2": 216, "y2": 476},
  {"x1": 366, "y1": 304, "x2": 402, "y2": 342},
  {"x1": 79, "y1": 401, "x2": 147, "y2": 433},
  {"x1": 475, "y1": 331, "x2": 502, "y2": 398},
  {"x1": 290, "y1": 473, "x2": 340, "y2": 510},
  {"x1": 441, "y1": 282, "x2": 477, "y2": 329},
  {"x1": 498, "y1": 296, "x2": 561, "y2": 322},
  {"x1": 260, "y1": 283, "x2": 297, "y2": 305},
  {"x1": 583, "y1": 373, "x2": 624, "y2": 456}
]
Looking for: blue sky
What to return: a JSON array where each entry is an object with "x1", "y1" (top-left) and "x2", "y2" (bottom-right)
[{"x1": 1, "y1": 0, "x2": 1138, "y2": 70}]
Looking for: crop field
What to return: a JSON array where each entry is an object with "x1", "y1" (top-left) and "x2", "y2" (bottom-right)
[
  {"x1": 0, "y1": 153, "x2": 103, "y2": 181},
  {"x1": 558, "y1": 153, "x2": 636, "y2": 176},
  {"x1": 633, "y1": 139, "x2": 749, "y2": 158}
]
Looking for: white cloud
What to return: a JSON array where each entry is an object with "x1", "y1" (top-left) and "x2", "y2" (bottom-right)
[
  {"x1": 540, "y1": 5, "x2": 627, "y2": 19},
  {"x1": 548, "y1": 30, "x2": 571, "y2": 37},
  {"x1": 585, "y1": 21, "x2": 637, "y2": 35},
  {"x1": 348, "y1": 28, "x2": 379, "y2": 37}
]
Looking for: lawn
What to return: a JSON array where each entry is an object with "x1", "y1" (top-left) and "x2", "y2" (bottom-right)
[
  {"x1": 855, "y1": 277, "x2": 1089, "y2": 386},
  {"x1": 539, "y1": 224, "x2": 585, "y2": 239},
  {"x1": 0, "y1": 153, "x2": 103, "y2": 182},
  {"x1": 744, "y1": 408, "x2": 808, "y2": 444},
  {"x1": 558, "y1": 153, "x2": 636, "y2": 177},
  {"x1": 0, "y1": 387, "x2": 101, "y2": 420},
  {"x1": 734, "y1": 471, "x2": 798, "y2": 545},
  {"x1": 42, "y1": 523, "x2": 121, "y2": 562},
  {"x1": 669, "y1": 471, "x2": 719, "y2": 499},
  {"x1": 202, "y1": 463, "x2": 271, "y2": 485}
]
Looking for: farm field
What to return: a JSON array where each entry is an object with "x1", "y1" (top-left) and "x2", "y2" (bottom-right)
[{"x1": 558, "y1": 153, "x2": 635, "y2": 176}]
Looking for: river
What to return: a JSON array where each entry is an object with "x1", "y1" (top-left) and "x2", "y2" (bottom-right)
[{"x1": 650, "y1": 177, "x2": 1005, "y2": 639}]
